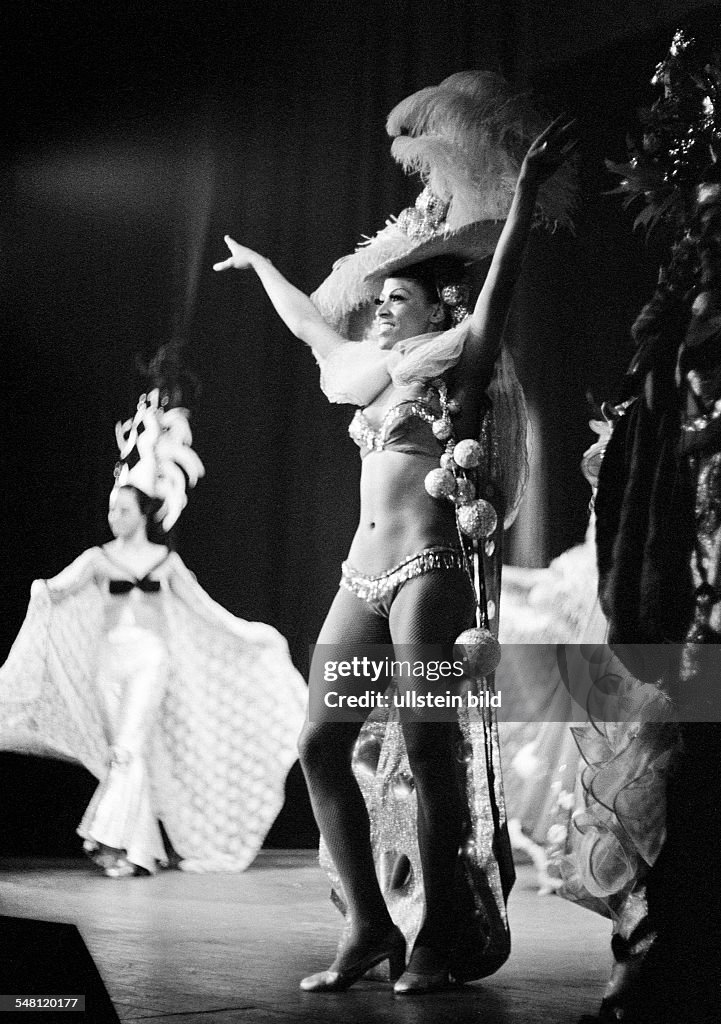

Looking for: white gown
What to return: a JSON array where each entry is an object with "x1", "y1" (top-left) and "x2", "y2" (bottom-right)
[{"x1": 0, "y1": 547, "x2": 307, "y2": 872}]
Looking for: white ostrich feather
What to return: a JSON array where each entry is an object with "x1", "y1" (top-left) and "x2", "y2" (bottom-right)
[
  {"x1": 391, "y1": 135, "x2": 517, "y2": 225},
  {"x1": 311, "y1": 71, "x2": 576, "y2": 330},
  {"x1": 156, "y1": 461, "x2": 190, "y2": 532},
  {"x1": 114, "y1": 389, "x2": 205, "y2": 529},
  {"x1": 387, "y1": 70, "x2": 576, "y2": 230},
  {"x1": 156, "y1": 437, "x2": 204, "y2": 488},
  {"x1": 160, "y1": 406, "x2": 194, "y2": 439}
]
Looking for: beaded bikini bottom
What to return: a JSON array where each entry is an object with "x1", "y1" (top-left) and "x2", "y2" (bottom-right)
[{"x1": 340, "y1": 545, "x2": 469, "y2": 615}]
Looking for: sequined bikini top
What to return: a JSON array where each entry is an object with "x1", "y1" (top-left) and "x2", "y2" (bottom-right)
[{"x1": 349, "y1": 396, "x2": 443, "y2": 459}]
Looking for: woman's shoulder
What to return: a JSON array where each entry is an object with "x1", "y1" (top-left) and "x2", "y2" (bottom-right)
[
  {"x1": 97, "y1": 542, "x2": 121, "y2": 567},
  {"x1": 157, "y1": 549, "x2": 186, "y2": 574},
  {"x1": 144, "y1": 544, "x2": 173, "y2": 575},
  {"x1": 76, "y1": 545, "x2": 106, "y2": 567}
]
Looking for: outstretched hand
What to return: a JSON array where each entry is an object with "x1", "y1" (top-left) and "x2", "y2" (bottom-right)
[
  {"x1": 30, "y1": 579, "x2": 51, "y2": 604},
  {"x1": 521, "y1": 115, "x2": 577, "y2": 184},
  {"x1": 213, "y1": 236, "x2": 258, "y2": 272}
]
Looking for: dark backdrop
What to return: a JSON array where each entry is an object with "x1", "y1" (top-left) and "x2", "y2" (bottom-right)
[{"x1": 2, "y1": 0, "x2": 718, "y2": 853}]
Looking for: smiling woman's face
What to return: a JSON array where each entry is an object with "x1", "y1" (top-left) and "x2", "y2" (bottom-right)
[{"x1": 373, "y1": 277, "x2": 443, "y2": 349}]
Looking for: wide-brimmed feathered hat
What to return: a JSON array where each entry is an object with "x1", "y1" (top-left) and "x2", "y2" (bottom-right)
[{"x1": 311, "y1": 70, "x2": 576, "y2": 339}]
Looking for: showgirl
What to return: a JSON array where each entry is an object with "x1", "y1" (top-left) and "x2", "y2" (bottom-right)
[{"x1": 0, "y1": 387, "x2": 307, "y2": 875}]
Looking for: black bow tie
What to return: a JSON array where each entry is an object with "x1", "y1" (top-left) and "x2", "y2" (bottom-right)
[{"x1": 108, "y1": 578, "x2": 161, "y2": 595}]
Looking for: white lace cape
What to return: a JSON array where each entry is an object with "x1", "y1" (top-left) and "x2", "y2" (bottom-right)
[{"x1": 0, "y1": 574, "x2": 307, "y2": 872}]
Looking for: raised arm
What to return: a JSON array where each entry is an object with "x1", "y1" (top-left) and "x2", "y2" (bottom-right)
[
  {"x1": 463, "y1": 117, "x2": 576, "y2": 380},
  {"x1": 213, "y1": 238, "x2": 346, "y2": 359}
]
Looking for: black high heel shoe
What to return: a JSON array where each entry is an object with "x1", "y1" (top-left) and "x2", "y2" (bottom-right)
[
  {"x1": 393, "y1": 945, "x2": 453, "y2": 995},
  {"x1": 300, "y1": 925, "x2": 406, "y2": 993}
]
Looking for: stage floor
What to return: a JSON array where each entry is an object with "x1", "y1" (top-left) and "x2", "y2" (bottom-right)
[{"x1": 0, "y1": 852, "x2": 609, "y2": 1023}]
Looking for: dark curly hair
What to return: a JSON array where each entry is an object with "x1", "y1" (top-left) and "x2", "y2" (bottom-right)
[{"x1": 391, "y1": 256, "x2": 471, "y2": 330}]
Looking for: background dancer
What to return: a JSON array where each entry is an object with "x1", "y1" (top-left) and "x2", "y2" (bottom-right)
[{"x1": 0, "y1": 384, "x2": 307, "y2": 875}]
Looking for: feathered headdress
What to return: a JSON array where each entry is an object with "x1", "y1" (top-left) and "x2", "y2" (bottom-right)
[
  {"x1": 114, "y1": 389, "x2": 205, "y2": 531},
  {"x1": 311, "y1": 70, "x2": 577, "y2": 336}
]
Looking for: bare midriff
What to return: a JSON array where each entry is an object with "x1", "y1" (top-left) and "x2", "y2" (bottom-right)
[{"x1": 346, "y1": 450, "x2": 460, "y2": 574}]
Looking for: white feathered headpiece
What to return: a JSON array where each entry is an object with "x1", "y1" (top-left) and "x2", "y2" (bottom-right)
[
  {"x1": 311, "y1": 70, "x2": 577, "y2": 336},
  {"x1": 114, "y1": 389, "x2": 205, "y2": 531}
]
